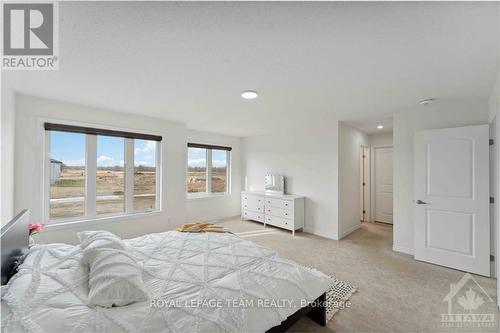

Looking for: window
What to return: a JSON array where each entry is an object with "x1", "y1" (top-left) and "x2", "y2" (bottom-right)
[
  {"x1": 211, "y1": 149, "x2": 227, "y2": 193},
  {"x1": 49, "y1": 131, "x2": 86, "y2": 219},
  {"x1": 134, "y1": 139, "x2": 157, "y2": 210},
  {"x1": 96, "y1": 135, "x2": 125, "y2": 215},
  {"x1": 45, "y1": 123, "x2": 161, "y2": 222},
  {"x1": 187, "y1": 143, "x2": 231, "y2": 196},
  {"x1": 187, "y1": 148, "x2": 207, "y2": 193}
]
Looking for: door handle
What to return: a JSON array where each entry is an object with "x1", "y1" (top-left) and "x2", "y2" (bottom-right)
[{"x1": 416, "y1": 200, "x2": 428, "y2": 205}]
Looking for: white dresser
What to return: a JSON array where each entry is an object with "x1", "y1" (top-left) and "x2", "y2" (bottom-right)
[{"x1": 241, "y1": 191, "x2": 305, "y2": 236}]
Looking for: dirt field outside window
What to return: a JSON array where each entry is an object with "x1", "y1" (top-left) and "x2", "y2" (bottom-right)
[{"x1": 50, "y1": 168, "x2": 157, "y2": 219}]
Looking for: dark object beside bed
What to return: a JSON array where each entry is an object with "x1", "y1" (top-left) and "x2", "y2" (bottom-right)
[
  {"x1": 1, "y1": 209, "x2": 29, "y2": 285},
  {"x1": 267, "y1": 293, "x2": 327, "y2": 332}
]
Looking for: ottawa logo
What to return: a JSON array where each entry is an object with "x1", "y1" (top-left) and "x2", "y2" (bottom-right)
[{"x1": 441, "y1": 273, "x2": 496, "y2": 329}]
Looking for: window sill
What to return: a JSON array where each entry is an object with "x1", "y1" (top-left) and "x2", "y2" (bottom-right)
[
  {"x1": 45, "y1": 210, "x2": 162, "y2": 231},
  {"x1": 187, "y1": 193, "x2": 231, "y2": 200}
]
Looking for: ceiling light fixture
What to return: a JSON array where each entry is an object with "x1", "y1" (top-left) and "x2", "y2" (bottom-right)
[
  {"x1": 419, "y1": 98, "x2": 435, "y2": 106},
  {"x1": 241, "y1": 90, "x2": 258, "y2": 99},
  {"x1": 377, "y1": 125, "x2": 384, "y2": 129}
]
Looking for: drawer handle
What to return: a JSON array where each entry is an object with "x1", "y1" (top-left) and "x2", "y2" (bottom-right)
[
  {"x1": 285, "y1": 203, "x2": 288, "y2": 206},
  {"x1": 267, "y1": 201, "x2": 271, "y2": 203},
  {"x1": 285, "y1": 213, "x2": 288, "y2": 216},
  {"x1": 244, "y1": 205, "x2": 247, "y2": 207},
  {"x1": 258, "y1": 208, "x2": 261, "y2": 210},
  {"x1": 268, "y1": 210, "x2": 271, "y2": 212},
  {"x1": 258, "y1": 199, "x2": 261, "y2": 202}
]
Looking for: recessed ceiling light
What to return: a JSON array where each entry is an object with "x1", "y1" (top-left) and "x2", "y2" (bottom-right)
[
  {"x1": 377, "y1": 125, "x2": 384, "y2": 129},
  {"x1": 241, "y1": 90, "x2": 258, "y2": 99},
  {"x1": 419, "y1": 98, "x2": 435, "y2": 106}
]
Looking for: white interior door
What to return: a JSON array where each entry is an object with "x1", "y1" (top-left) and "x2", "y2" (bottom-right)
[
  {"x1": 414, "y1": 125, "x2": 490, "y2": 276},
  {"x1": 374, "y1": 147, "x2": 393, "y2": 224}
]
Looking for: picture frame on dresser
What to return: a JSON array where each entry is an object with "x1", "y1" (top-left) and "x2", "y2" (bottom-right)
[{"x1": 241, "y1": 191, "x2": 305, "y2": 236}]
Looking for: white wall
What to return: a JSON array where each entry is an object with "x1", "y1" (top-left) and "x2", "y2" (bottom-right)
[
  {"x1": 186, "y1": 129, "x2": 242, "y2": 222},
  {"x1": 393, "y1": 100, "x2": 489, "y2": 254},
  {"x1": 1, "y1": 83, "x2": 15, "y2": 226},
  {"x1": 15, "y1": 94, "x2": 187, "y2": 244},
  {"x1": 242, "y1": 124, "x2": 339, "y2": 239},
  {"x1": 489, "y1": 72, "x2": 500, "y2": 123},
  {"x1": 369, "y1": 132, "x2": 393, "y2": 147},
  {"x1": 338, "y1": 122, "x2": 369, "y2": 238}
]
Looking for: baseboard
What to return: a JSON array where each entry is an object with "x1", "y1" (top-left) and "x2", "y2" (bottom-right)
[
  {"x1": 490, "y1": 261, "x2": 497, "y2": 278},
  {"x1": 303, "y1": 227, "x2": 339, "y2": 240},
  {"x1": 339, "y1": 223, "x2": 361, "y2": 239},
  {"x1": 392, "y1": 244, "x2": 414, "y2": 255}
]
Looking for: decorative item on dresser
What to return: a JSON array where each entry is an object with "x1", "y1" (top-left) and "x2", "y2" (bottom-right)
[{"x1": 241, "y1": 191, "x2": 305, "y2": 236}]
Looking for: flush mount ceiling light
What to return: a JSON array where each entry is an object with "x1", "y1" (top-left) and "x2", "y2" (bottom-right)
[
  {"x1": 377, "y1": 125, "x2": 384, "y2": 129},
  {"x1": 241, "y1": 90, "x2": 258, "y2": 99},
  {"x1": 419, "y1": 98, "x2": 435, "y2": 106}
]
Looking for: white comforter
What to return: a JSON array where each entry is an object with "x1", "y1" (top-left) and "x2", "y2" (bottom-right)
[{"x1": 1, "y1": 231, "x2": 333, "y2": 333}]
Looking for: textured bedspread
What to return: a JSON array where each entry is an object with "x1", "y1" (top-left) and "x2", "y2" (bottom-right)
[{"x1": 1, "y1": 231, "x2": 333, "y2": 332}]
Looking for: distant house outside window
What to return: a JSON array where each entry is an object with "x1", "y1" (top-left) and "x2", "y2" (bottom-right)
[{"x1": 50, "y1": 159, "x2": 63, "y2": 184}]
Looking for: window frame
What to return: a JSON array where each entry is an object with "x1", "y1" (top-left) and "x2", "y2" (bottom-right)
[
  {"x1": 43, "y1": 120, "x2": 162, "y2": 225},
  {"x1": 186, "y1": 145, "x2": 231, "y2": 199}
]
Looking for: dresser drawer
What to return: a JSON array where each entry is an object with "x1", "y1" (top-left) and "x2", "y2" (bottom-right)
[
  {"x1": 266, "y1": 206, "x2": 293, "y2": 220},
  {"x1": 264, "y1": 197, "x2": 292, "y2": 210},
  {"x1": 241, "y1": 199, "x2": 264, "y2": 213},
  {"x1": 242, "y1": 194, "x2": 264, "y2": 208},
  {"x1": 265, "y1": 215, "x2": 293, "y2": 230},
  {"x1": 242, "y1": 210, "x2": 264, "y2": 223}
]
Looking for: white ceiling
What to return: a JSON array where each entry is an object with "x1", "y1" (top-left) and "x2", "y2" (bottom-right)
[
  {"x1": 347, "y1": 117, "x2": 393, "y2": 135},
  {"x1": 3, "y1": 2, "x2": 499, "y2": 137}
]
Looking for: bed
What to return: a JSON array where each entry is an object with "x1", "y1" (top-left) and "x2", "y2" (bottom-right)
[{"x1": 1, "y1": 213, "x2": 333, "y2": 332}]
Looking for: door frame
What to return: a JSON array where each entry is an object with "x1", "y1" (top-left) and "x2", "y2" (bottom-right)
[
  {"x1": 370, "y1": 144, "x2": 393, "y2": 223},
  {"x1": 360, "y1": 146, "x2": 370, "y2": 222},
  {"x1": 490, "y1": 118, "x2": 497, "y2": 279},
  {"x1": 490, "y1": 116, "x2": 500, "y2": 309}
]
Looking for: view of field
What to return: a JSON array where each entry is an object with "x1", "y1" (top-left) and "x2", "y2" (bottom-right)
[
  {"x1": 187, "y1": 168, "x2": 206, "y2": 193},
  {"x1": 96, "y1": 168, "x2": 124, "y2": 215},
  {"x1": 133, "y1": 169, "x2": 157, "y2": 210},
  {"x1": 187, "y1": 147, "x2": 228, "y2": 194},
  {"x1": 50, "y1": 167, "x2": 156, "y2": 219},
  {"x1": 187, "y1": 167, "x2": 227, "y2": 193},
  {"x1": 49, "y1": 132, "x2": 159, "y2": 219},
  {"x1": 50, "y1": 168, "x2": 85, "y2": 219}
]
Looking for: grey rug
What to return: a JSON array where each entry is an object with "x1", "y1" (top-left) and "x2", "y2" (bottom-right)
[{"x1": 326, "y1": 277, "x2": 358, "y2": 322}]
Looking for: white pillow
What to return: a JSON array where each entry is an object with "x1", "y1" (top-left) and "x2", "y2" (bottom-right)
[
  {"x1": 78, "y1": 231, "x2": 148, "y2": 307},
  {"x1": 78, "y1": 230, "x2": 126, "y2": 250}
]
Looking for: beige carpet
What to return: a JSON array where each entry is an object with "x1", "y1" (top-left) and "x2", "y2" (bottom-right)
[{"x1": 217, "y1": 218, "x2": 499, "y2": 333}]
